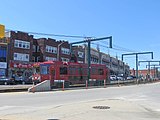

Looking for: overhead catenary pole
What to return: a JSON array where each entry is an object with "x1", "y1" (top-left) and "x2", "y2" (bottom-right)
[
  {"x1": 70, "y1": 36, "x2": 112, "y2": 84},
  {"x1": 122, "y1": 52, "x2": 153, "y2": 79},
  {"x1": 145, "y1": 63, "x2": 160, "y2": 78},
  {"x1": 139, "y1": 60, "x2": 160, "y2": 78},
  {"x1": 88, "y1": 41, "x2": 91, "y2": 82},
  {"x1": 150, "y1": 67, "x2": 160, "y2": 78}
]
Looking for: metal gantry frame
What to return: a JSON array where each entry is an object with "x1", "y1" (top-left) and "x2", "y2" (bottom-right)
[
  {"x1": 122, "y1": 52, "x2": 153, "y2": 79},
  {"x1": 70, "y1": 36, "x2": 112, "y2": 83},
  {"x1": 150, "y1": 66, "x2": 160, "y2": 78},
  {"x1": 145, "y1": 63, "x2": 160, "y2": 78},
  {"x1": 139, "y1": 60, "x2": 160, "y2": 78}
]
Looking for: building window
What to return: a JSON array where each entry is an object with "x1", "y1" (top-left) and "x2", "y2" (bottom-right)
[
  {"x1": 61, "y1": 57, "x2": 69, "y2": 62},
  {"x1": 61, "y1": 47, "x2": 70, "y2": 55},
  {"x1": 13, "y1": 53, "x2": 29, "y2": 61},
  {"x1": 78, "y1": 61, "x2": 84, "y2": 63},
  {"x1": 37, "y1": 56, "x2": 41, "y2": 62},
  {"x1": 32, "y1": 57, "x2": 36, "y2": 62},
  {"x1": 14, "y1": 40, "x2": 30, "y2": 49},
  {"x1": 37, "y1": 46, "x2": 40, "y2": 52},
  {"x1": 91, "y1": 57, "x2": 99, "y2": 63},
  {"x1": 78, "y1": 51, "x2": 84, "y2": 58},
  {"x1": 45, "y1": 57, "x2": 57, "y2": 61},
  {"x1": 46, "y1": 45, "x2": 57, "y2": 54},
  {"x1": 33, "y1": 45, "x2": 35, "y2": 52}
]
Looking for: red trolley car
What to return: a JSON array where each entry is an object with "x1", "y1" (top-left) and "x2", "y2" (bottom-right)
[{"x1": 32, "y1": 61, "x2": 109, "y2": 87}]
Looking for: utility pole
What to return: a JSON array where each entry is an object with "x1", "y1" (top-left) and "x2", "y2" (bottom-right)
[
  {"x1": 122, "y1": 52, "x2": 153, "y2": 79},
  {"x1": 57, "y1": 41, "x2": 65, "y2": 61},
  {"x1": 70, "y1": 36, "x2": 112, "y2": 84}
]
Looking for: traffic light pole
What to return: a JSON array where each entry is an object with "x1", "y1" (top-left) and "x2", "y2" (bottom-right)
[
  {"x1": 70, "y1": 36, "x2": 112, "y2": 84},
  {"x1": 122, "y1": 52, "x2": 153, "y2": 80}
]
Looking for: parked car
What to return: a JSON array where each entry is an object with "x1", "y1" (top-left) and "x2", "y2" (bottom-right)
[
  {"x1": 127, "y1": 76, "x2": 136, "y2": 80},
  {"x1": 110, "y1": 75, "x2": 117, "y2": 80},
  {"x1": 0, "y1": 76, "x2": 15, "y2": 85},
  {"x1": 117, "y1": 76, "x2": 124, "y2": 81},
  {"x1": 14, "y1": 76, "x2": 33, "y2": 85}
]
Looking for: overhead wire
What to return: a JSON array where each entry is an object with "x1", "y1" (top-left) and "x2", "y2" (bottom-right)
[
  {"x1": 91, "y1": 41, "x2": 153, "y2": 69},
  {"x1": 5, "y1": 29, "x2": 94, "y2": 39}
]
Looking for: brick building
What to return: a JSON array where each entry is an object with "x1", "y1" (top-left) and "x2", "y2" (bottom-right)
[
  {"x1": 33, "y1": 38, "x2": 70, "y2": 62},
  {"x1": 101, "y1": 52, "x2": 110, "y2": 69},
  {"x1": 72, "y1": 45, "x2": 85, "y2": 63},
  {"x1": 130, "y1": 69, "x2": 158, "y2": 78},
  {"x1": 7, "y1": 31, "x2": 34, "y2": 78}
]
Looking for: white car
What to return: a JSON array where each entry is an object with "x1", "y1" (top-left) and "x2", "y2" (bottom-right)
[
  {"x1": 110, "y1": 75, "x2": 117, "y2": 80},
  {"x1": 117, "y1": 76, "x2": 124, "y2": 81},
  {"x1": 127, "y1": 76, "x2": 133, "y2": 80}
]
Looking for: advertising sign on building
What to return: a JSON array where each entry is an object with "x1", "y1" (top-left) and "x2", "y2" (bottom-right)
[
  {"x1": 10, "y1": 61, "x2": 32, "y2": 68},
  {"x1": 0, "y1": 62, "x2": 7, "y2": 68}
]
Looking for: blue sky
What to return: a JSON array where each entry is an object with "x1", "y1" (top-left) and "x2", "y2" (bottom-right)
[{"x1": 1, "y1": 0, "x2": 160, "y2": 69}]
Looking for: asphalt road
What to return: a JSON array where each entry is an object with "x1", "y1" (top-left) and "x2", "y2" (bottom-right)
[{"x1": 0, "y1": 82, "x2": 160, "y2": 120}]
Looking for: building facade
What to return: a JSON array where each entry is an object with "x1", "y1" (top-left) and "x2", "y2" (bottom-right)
[
  {"x1": 32, "y1": 38, "x2": 70, "y2": 62},
  {"x1": 72, "y1": 45, "x2": 85, "y2": 63},
  {"x1": 0, "y1": 38, "x2": 8, "y2": 76},
  {"x1": 2, "y1": 31, "x2": 130, "y2": 78},
  {"x1": 7, "y1": 31, "x2": 34, "y2": 78}
]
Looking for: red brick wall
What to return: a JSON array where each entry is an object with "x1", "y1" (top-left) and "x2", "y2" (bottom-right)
[{"x1": 9, "y1": 31, "x2": 33, "y2": 62}]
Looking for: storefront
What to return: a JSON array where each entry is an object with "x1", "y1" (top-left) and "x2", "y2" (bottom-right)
[
  {"x1": 0, "y1": 45, "x2": 7, "y2": 76},
  {"x1": 9, "y1": 61, "x2": 33, "y2": 79},
  {"x1": 0, "y1": 62, "x2": 7, "y2": 76}
]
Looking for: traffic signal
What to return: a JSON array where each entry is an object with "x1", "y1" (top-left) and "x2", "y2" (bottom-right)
[{"x1": 0, "y1": 24, "x2": 5, "y2": 38}]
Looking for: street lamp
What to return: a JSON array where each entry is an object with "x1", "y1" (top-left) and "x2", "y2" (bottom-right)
[{"x1": 57, "y1": 41, "x2": 65, "y2": 61}]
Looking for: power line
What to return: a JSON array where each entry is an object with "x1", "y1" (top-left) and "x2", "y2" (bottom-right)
[
  {"x1": 91, "y1": 42, "x2": 154, "y2": 65},
  {"x1": 91, "y1": 42, "x2": 135, "y2": 52},
  {"x1": 5, "y1": 29, "x2": 94, "y2": 39}
]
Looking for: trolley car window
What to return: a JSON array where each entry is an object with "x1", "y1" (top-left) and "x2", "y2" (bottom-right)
[
  {"x1": 40, "y1": 65, "x2": 49, "y2": 74},
  {"x1": 60, "y1": 67, "x2": 68, "y2": 75},
  {"x1": 69, "y1": 67, "x2": 76, "y2": 75},
  {"x1": 91, "y1": 68, "x2": 97, "y2": 75},
  {"x1": 81, "y1": 68, "x2": 88, "y2": 74},
  {"x1": 98, "y1": 69, "x2": 104, "y2": 75}
]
